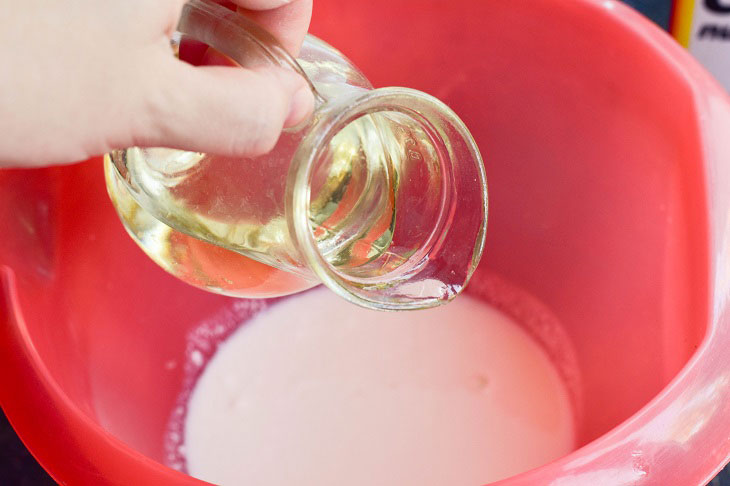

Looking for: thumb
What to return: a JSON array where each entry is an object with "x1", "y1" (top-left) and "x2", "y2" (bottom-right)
[{"x1": 130, "y1": 59, "x2": 314, "y2": 157}]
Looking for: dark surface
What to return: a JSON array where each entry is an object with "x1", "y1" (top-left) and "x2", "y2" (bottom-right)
[
  {"x1": 1, "y1": 409, "x2": 55, "y2": 485},
  {"x1": 1, "y1": 0, "x2": 727, "y2": 485},
  {"x1": 622, "y1": 0, "x2": 674, "y2": 29},
  {"x1": 715, "y1": 468, "x2": 730, "y2": 486}
]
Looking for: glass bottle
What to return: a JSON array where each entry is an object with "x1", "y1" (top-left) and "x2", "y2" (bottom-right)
[{"x1": 105, "y1": 0, "x2": 487, "y2": 310}]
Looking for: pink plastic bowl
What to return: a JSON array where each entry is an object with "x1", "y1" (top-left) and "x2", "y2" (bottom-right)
[{"x1": 2, "y1": 0, "x2": 730, "y2": 484}]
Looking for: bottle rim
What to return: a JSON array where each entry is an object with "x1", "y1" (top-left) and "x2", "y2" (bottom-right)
[{"x1": 288, "y1": 87, "x2": 488, "y2": 311}]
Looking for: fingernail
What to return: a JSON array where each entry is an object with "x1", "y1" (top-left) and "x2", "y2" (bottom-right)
[{"x1": 285, "y1": 85, "x2": 315, "y2": 127}]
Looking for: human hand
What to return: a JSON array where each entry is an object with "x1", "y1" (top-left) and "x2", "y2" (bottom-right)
[{"x1": 0, "y1": 0, "x2": 314, "y2": 168}]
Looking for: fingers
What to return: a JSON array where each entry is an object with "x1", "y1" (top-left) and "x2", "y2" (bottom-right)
[
  {"x1": 228, "y1": 0, "x2": 292, "y2": 8},
  {"x1": 131, "y1": 58, "x2": 314, "y2": 157},
  {"x1": 233, "y1": 0, "x2": 312, "y2": 55},
  {"x1": 108, "y1": 0, "x2": 315, "y2": 158},
  {"x1": 168, "y1": 0, "x2": 311, "y2": 56}
]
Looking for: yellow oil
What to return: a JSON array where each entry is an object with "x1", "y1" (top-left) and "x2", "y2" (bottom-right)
[{"x1": 105, "y1": 110, "x2": 434, "y2": 290}]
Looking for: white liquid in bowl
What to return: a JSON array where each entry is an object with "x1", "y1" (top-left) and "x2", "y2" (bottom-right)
[{"x1": 184, "y1": 288, "x2": 575, "y2": 485}]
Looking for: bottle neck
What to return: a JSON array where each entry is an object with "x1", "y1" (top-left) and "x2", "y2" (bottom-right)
[{"x1": 288, "y1": 87, "x2": 488, "y2": 310}]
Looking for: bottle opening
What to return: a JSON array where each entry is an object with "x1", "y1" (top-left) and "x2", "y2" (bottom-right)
[
  {"x1": 289, "y1": 88, "x2": 488, "y2": 310},
  {"x1": 308, "y1": 110, "x2": 443, "y2": 278}
]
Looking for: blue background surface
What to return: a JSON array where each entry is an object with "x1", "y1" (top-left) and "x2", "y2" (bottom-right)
[{"x1": 622, "y1": 0, "x2": 674, "y2": 29}]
